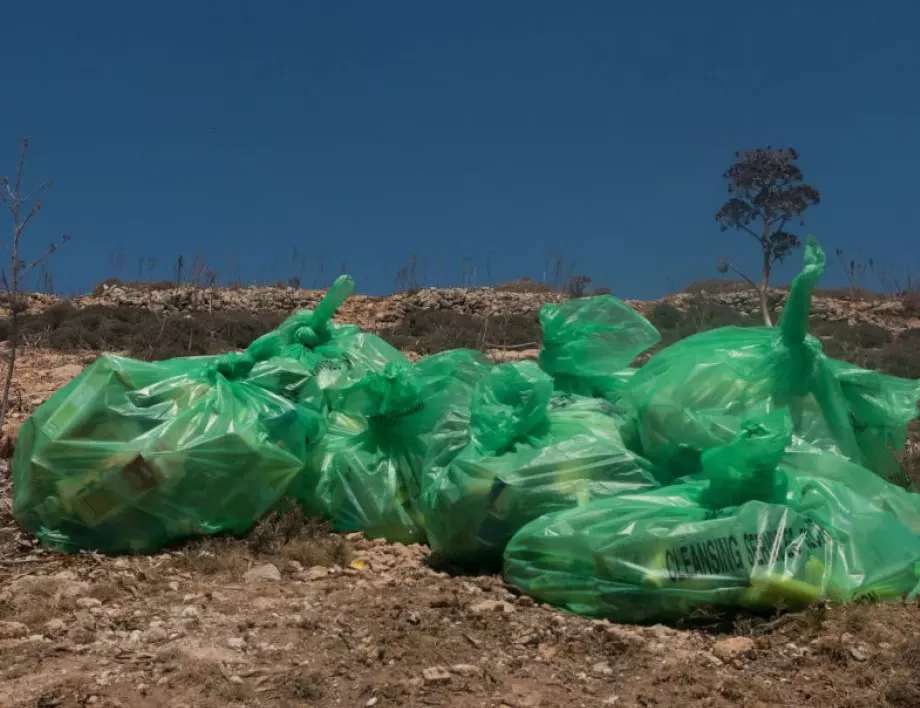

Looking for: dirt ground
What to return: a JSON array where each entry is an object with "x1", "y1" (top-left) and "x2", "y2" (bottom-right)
[{"x1": 3, "y1": 347, "x2": 920, "y2": 708}]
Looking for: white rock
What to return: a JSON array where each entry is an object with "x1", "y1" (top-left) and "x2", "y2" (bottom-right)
[
  {"x1": 468, "y1": 599, "x2": 515, "y2": 616},
  {"x1": 244, "y1": 563, "x2": 282, "y2": 584},
  {"x1": 304, "y1": 566, "x2": 330, "y2": 581},
  {"x1": 422, "y1": 666, "x2": 452, "y2": 684},
  {"x1": 227, "y1": 637, "x2": 248, "y2": 651},
  {"x1": 142, "y1": 627, "x2": 168, "y2": 644},
  {"x1": 449, "y1": 664, "x2": 483, "y2": 676},
  {"x1": 592, "y1": 661, "x2": 613, "y2": 676}
]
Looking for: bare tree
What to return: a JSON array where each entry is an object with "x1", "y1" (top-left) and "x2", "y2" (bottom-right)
[{"x1": 0, "y1": 138, "x2": 69, "y2": 430}]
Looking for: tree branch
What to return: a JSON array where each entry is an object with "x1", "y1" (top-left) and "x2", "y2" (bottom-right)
[
  {"x1": 22, "y1": 179, "x2": 53, "y2": 202},
  {"x1": 18, "y1": 236, "x2": 70, "y2": 279},
  {"x1": 739, "y1": 224, "x2": 762, "y2": 242},
  {"x1": 724, "y1": 262, "x2": 759, "y2": 291},
  {"x1": 13, "y1": 138, "x2": 29, "y2": 197},
  {"x1": 16, "y1": 200, "x2": 42, "y2": 237},
  {"x1": 0, "y1": 182, "x2": 16, "y2": 208}
]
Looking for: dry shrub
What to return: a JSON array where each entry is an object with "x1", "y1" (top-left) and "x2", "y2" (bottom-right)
[
  {"x1": 247, "y1": 506, "x2": 351, "y2": 568},
  {"x1": 380, "y1": 307, "x2": 540, "y2": 354},
  {"x1": 169, "y1": 659, "x2": 256, "y2": 704},
  {"x1": 174, "y1": 536, "x2": 251, "y2": 577},
  {"x1": 19, "y1": 671, "x2": 97, "y2": 708},
  {"x1": 173, "y1": 506, "x2": 350, "y2": 578},
  {"x1": 0, "y1": 304, "x2": 283, "y2": 361},
  {"x1": 267, "y1": 665, "x2": 327, "y2": 702},
  {"x1": 493, "y1": 278, "x2": 558, "y2": 294}
]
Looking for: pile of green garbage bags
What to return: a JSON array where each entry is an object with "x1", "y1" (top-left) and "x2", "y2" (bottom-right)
[{"x1": 12, "y1": 236, "x2": 920, "y2": 624}]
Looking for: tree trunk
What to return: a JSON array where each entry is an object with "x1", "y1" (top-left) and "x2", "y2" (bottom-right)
[
  {"x1": 759, "y1": 221, "x2": 774, "y2": 327},
  {"x1": 758, "y1": 282, "x2": 772, "y2": 327},
  {"x1": 0, "y1": 315, "x2": 17, "y2": 431}
]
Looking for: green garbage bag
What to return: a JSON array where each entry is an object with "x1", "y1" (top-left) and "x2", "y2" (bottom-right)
[
  {"x1": 245, "y1": 274, "x2": 409, "y2": 406},
  {"x1": 504, "y1": 412, "x2": 920, "y2": 624},
  {"x1": 539, "y1": 294, "x2": 660, "y2": 402},
  {"x1": 12, "y1": 353, "x2": 322, "y2": 554},
  {"x1": 419, "y1": 361, "x2": 661, "y2": 568},
  {"x1": 295, "y1": 349, "x2": 491, "y2": 544},
  {"x1": 827, "y1": 359, "x2": 920, "y2": 490},
  {"x1": 625, "y1": 236, "x2": 919, "y2": 488}
]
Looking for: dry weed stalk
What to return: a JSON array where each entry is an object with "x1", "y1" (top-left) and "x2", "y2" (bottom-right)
[{"x1": 0, "y1": 138, "x2": 69, "y2": 431}]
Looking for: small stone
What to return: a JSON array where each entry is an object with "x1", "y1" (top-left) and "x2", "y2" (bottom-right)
[
  {"x1": 44, "y1": 618, "x2": 66, "y2": 636},
  {"x1": 699, "y1": 652, "x2": 724, "y2": 667},
  {"x1": 181, "y1": 606, "x2": 200, "y2": 618},
  {"x1": 407, "y1": 612, "x2": 420, "y2": 625},
  {"x1": 86, "y1": 697, "x2": 99, "y2": 705},
  {"x1": 228, "y1": 675, "x2": 243, "y2": 685},
  {"x1": 143, "y1": 627, "x2": 168, "y2": 644},
  {"x1": 647, "y1": 624, "x2": 677, "y2": 640},
  {"x1": 244, "y1": 563, "x2": 282, "y2": 584},
  {"x1": 76, "y1": 597, "x2": 102, "y2": 609},
  {"x1": 137, "y1": 683, "x2": 148, "y2": 694},
  {"x1": 0, "y1": 621, "x2": 29, "y2": 640},
  {"x1": 422, "y1": 666, "x2": 452, "y2": 684},
  {"x1": 129, "y1": 630, "x2": 142, "y2": 643},
  {"x1": 68, "y1": 626, "x2": 96, "y2": 644},
  {"x1": 468, "y1": 599, "x2": 515, "y2": 616},
  {"x1": 366, "y1": 698, "x2": 378, "y2": 707},
  {"x1": 604, "y1": 626, "x2": 645, "y2": 648},
  {"x1": 227, "y1": 637, "x2": 247, "y2": 651},
  {"x1": 304, "y1": 566, "x2": 330, "y2": 581},
  {"x1": 849, "y1": 646, "x2": 869, "y2": 662},
  {"x1": 592, "y1": 661, "x2": 613, "y2": 676},
  {"x1": 168, "y1": 582, "x2": 179, "y2": 592},
  {"x1": 712, "y1": 636, "x2": 756, "y2": 661},
  {"x1": 450, "y1": 663, "x2": 483, "y2": 676}
]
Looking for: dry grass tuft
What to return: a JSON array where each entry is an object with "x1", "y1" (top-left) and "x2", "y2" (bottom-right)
[{"x1": 172, "y1": 506, "x2": 350, "y2": 578}]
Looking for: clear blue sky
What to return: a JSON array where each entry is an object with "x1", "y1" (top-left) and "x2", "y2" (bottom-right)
[{"x1": 1, "y1": 2, "x2": 918, "y2": 298}]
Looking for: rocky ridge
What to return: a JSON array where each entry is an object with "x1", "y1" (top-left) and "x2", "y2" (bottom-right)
[{"x1": 3, "y1": 282, "x2": 918, "y2": 333}]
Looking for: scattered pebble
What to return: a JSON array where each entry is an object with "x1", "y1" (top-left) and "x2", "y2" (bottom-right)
[
  {"x1": 592, "y1": 661, "x2": 614, "y2": 676},
  {"x1": 422, "y1": 666, "x2": 452, "y2": 684},
  {"x1": 468, "y1": 599, "x2": 516, "y2": 616},
  {"x1": 450, "y1": 663, "x2": 483, "y2": 676},
  {"x1": 712, "y1": 636, "x2": 756, "y2": 661}
]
